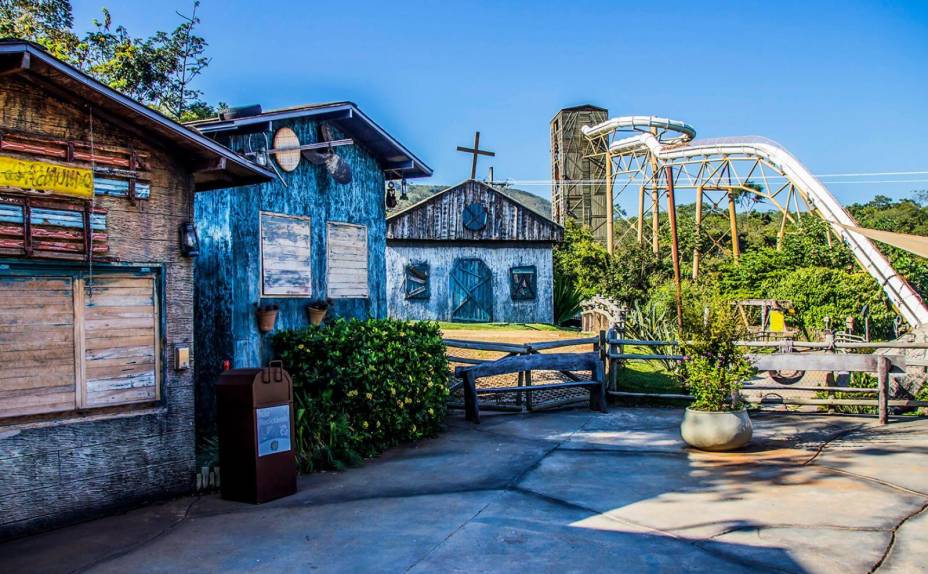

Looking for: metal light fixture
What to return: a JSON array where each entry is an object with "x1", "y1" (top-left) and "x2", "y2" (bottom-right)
[
  {"x1": 179, "y1": 222, "x2": 200, "y2": 257},
  {"x1": 400, "y1": 177, "x2": 408, "y2": 201},
  {"x1": 385, "y1": 181, "x2": 397, "y2": 209}
]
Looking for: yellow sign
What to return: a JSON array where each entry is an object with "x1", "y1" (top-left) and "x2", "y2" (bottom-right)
[
  {"x1": 0, "y1": 155, "x2": 94, "y2": 199},
  {"x1": 769, "y1": 310, "x2": 786, "y2": 333}
]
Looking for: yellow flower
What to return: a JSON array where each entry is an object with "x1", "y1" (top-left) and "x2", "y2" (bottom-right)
[
  {"x1": 347, "y1": 389, "x2": 358, "y2": 398},
  {"x1": 396, "y1": 400, "x2": 403, "y2": 408},
  {"x1": 428, "y1": 408, "x2": 434, "y2": 415},
  {"x1": 390, "y1": 387, "x2": 396, "y2": 396},
  {"x1": 297, "y1": 344, "x2": 305, "y2": 350},
  {"x1": 405, "y1": 397, "x2": 412, "y2": 404},
  {"x1": 376, "y1": 420, "x2": 381, "y2": 428},
  {"x1": 366, "y1": 393, "x2": 373, "y2": 400},
  {"x1": 411, "y1": 424, "x2": 417, "y2": 432},
  {"x1": 362, "y1": 421, "x2": 369, "y2": 429}
]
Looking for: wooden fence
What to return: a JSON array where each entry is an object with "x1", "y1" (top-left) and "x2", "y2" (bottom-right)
[
  {"x1": 605, "y1": 331, "x2": 928, "y2": 425},
  {"x1": 444, "y1": 335, "x2": 603, "y2": 412}
]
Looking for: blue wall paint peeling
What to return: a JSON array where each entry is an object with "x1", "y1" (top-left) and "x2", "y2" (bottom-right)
[{"x1": 194, "y1": 116, "x2": 387, "y2": 437}]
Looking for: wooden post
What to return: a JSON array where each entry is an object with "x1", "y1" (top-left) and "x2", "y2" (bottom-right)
[
  {"x1": 665, "y1": 166, "x2": 684, "y2": 335},
  {"x1": 637, "y1": 185, "x2": 645, "y2": 245},
  {"x1": 605, "y1": 327, "x2": 617, "y2": 391},
  {"x1": 650, "y1": 128, "x2": 660, "y2": 255},
  {"x1": 605, "y1": 150, "x2": 614, "y2": 255},
  {"x1": 470, "y1": 131, "x2": 480, "y2": 180},
  {"x1": 777, "y1": 186, "x2": 792, "y2": 251},
  {"x1": 877, "y1": 355, "x2": 890, "y2": 425},
  {"x1": 728, "y1": 189, "x2": 740, "y2": 261},
  {"x1": 692, "y1": 186, "x2": 703, "y2": 279}
]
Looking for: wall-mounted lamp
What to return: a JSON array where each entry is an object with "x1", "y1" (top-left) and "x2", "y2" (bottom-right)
[
  {"x1": 179, "y1": 222, "x2": 200, "y2": 257},
  {"x1": 386, "y1": 181, "x2": 397, "y2": 208}
]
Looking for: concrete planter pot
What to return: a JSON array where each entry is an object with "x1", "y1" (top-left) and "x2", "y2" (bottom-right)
[{"x1": 680, "y1": 407, "x2": 753, "y2": 451}]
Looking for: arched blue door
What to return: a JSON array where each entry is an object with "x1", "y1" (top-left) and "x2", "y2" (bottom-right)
[{"x1": 450, "y1": 258, "x2": 492, "y2": 322}]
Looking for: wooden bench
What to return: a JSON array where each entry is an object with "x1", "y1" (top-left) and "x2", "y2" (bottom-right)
[{"x1": 455, "y1": 352, "x2": 606, "y2": 424}]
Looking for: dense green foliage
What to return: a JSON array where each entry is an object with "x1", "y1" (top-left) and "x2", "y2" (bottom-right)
[
  {"x1": 553, "y1": 273, "x2": 583, "y2": 326},
  {"x1": 274, "y1": 319, "x2": 449, "y2": 472},
  {"x1": 555, "y1": 194, "x2": 928, "y2": 341},
  {"x1": 676, "y1": 293, "x2": 755, "y2": 411},
  {"x1": 0, "y1": 0, "x2": 216, "y2": 120}
]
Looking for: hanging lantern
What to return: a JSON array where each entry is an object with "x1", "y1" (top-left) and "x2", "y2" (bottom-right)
[
  {"x1": 179, "y1": 222, "x2": 200, "y2": 257},
  {"x1": 400, "y1": 178, "x2": 409, "y2": 201},
  {"x1": 385, "y1": 181, "x2": 397, "y2": 209}
]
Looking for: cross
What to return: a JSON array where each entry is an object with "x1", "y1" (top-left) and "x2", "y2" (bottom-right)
[{"x1": 456, "y1": 131, "x2": 495, "y2": 180}]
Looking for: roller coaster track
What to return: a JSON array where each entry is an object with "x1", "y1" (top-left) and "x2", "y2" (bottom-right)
[{"x1": 581, "y1": 116, "x2": 928, "y2": 329}]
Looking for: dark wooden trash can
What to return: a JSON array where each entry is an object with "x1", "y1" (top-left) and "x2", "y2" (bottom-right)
[{"x1": 215, "y1": 360, "x2": 297, "y2": 503}]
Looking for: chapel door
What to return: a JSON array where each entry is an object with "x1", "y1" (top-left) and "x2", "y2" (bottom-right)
[{"x1": 450, "y1": 258, "x2": 492, "y2": 323}]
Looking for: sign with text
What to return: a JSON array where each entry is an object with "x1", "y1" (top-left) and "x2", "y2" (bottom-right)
[
  {"x1": 0, "y1": 155, "x2": 94, "y2": 199},
  {"x1": 256, "y1": 404, "x2": 292, "y2": 457}
]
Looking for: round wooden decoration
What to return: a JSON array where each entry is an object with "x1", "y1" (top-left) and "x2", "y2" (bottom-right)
[
  {"x1": 272, "y1": 127, "x2": 301, "y2": 172},
  {"x1": 463, "y1": 203, "x2": 488, "y2": 231}
]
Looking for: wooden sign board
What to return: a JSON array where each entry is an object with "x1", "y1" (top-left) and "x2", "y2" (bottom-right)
[
  {"x1": 260, "y1": 212, "x2": 313, "y2": 296},
  {"x1": 0, "y1": 155, "x2": 94, "y2": 199}
]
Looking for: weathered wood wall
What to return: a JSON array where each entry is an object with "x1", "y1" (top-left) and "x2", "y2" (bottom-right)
[
  {"x1": 386, "y1": 180, "x2": 562, "y2": 243},
  {"x1": 0, "y1": 74, "x2": 196, "y2": 540},
  {"x1": 386, "y1": 243, "x2": 554, "y2": 323},
  {"x1": 194, "y1": 117, "x2": 387, "y2": 438}
]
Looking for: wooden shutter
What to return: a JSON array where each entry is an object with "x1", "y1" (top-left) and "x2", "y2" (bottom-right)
[
  {"x1": 260, "y1": 212, "x2": 313, "y2": 297},
  {"x1": 81, "y1": 275, "x2": 159, "y2": 407},
  {"x1": 0, "y1": 276, "x2": 77, "y2": 417},
  {"x1": 327, "y1": 222, "x2": 368, "y2": 299}
]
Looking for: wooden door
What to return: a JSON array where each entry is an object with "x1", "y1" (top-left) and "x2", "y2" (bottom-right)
[
  {"x1": 450, "y1": 258, "x2": 492, "y2": 323},
  {"x1": 0, "y1": 276, "x2": 77, "y2": 417}
]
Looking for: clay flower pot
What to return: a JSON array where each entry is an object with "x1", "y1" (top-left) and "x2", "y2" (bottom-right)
[
  {"x1": 256, "y1": 306, "x2": 279, "y2": 333},
  {"x1": 307, "y1": 306, "x2": 327, "y2": 326},
  {"x1": 680, "y1": 407, "x2": 752, "y2": 451}
]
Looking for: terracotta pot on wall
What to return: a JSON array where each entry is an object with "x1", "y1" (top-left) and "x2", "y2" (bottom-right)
[
  {"x1": 256, "y1": 307, "x2": 279, "y2": 333},
  {"x1": 307, "y1": 306, "x2": 327, "y2": 326}
]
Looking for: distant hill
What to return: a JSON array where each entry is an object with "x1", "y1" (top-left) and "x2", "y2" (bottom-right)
[{"x1": 388, "y1": 183, "x2": 552, "y2": 219}]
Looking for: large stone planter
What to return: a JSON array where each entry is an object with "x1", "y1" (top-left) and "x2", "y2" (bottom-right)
[{"x1": 680, "y1": 407, "x2": 753, "y2": 451}]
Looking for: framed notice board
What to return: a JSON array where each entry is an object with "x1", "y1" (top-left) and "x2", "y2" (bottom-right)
[{"x1": 260, "y1": 212, "x2": 313, "y2": 297}]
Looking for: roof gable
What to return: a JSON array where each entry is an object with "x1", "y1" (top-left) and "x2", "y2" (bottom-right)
[
  {"x1": 386, "y1": 180, "x2": 562, "y2": 242},
  {"x1": 0, "y1": 40, "x2": 273, "y2": 190}
]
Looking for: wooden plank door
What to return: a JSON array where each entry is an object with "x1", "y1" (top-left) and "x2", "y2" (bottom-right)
[
  {"x1": 0, "y1": 276, "x2": 77, "y2": 417},
  {"x1": 450, "y1": 258, "x2": 492, "y2": 323},
  {"x1": 81, "y1": 275, "x2": 159, "y2": 407}
]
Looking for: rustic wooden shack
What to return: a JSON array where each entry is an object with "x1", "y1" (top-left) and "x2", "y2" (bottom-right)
[
  {"x1": 386, "y1": 180, "x2": 562, "y2": 323},
  {"x1": 0, "y1": 41, "x2": 272, "y2": 539},
  {"x1": 188, "y1": 103, "x2": 430, "y2": 437}
]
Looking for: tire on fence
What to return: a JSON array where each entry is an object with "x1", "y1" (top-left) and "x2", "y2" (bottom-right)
[{"x1": 769, "y1": 370, "x2": 805, "y2": 385}]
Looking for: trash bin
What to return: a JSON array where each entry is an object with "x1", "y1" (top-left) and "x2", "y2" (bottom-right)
[{"x1": 215, "y1": 360, "x2": 297, "y2": 503}]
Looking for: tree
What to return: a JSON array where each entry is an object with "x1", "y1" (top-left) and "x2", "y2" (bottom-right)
[{"x1": 0, "y1": 0, "x2": 214, "y2": 120}]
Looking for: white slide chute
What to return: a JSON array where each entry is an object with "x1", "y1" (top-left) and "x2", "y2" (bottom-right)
[{"x1": 582, "y1": 116, "x2": 928, "y2": 328}]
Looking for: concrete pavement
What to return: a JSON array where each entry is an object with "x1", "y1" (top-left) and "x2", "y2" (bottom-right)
[{"x1": 1, "y1": 407, "x2": 926, "y2": 573}]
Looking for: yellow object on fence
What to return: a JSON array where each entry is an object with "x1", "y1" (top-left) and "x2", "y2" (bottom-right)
[{"x1": 769, "y1": 310, "x2": 786, "y2": 333}]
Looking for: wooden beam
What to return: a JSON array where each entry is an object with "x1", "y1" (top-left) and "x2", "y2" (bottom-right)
[{"x1": 0, "y1": 52, "x2": 30, "y2": 77}]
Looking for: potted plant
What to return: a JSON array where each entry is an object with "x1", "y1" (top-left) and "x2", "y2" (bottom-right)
[
  {"x1": 256, "y1": 303, "x2": 280, "y2": 333},
  {"x1": 307, "y1": 298, "x2": 330, "y2": 326},
  {"x1": 677, "y1": 297, "x2": 756, "y2": 451}
]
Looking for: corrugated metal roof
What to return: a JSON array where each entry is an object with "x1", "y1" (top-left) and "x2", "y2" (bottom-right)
[
  {"x1": 0, "y1": 39, "x2": 274, "y2": 191},
  {"x1": 188, "y1": 102, "x2": 432, "y2": 180}
]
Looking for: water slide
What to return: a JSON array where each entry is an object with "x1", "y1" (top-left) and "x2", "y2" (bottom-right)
[{"x1": 581, "y1": 116, "x2": 928, "y2": 329}]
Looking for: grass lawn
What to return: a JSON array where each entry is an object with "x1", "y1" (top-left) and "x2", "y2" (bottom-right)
[
  {"x1": 614, "y1": 345, "x2": 683, "y2": 395},
  {"x1": 437, "y1": 322, "x2": 568, "y2": 332}
]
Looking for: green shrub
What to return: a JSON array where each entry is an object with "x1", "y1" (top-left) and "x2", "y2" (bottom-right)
[
  {"x1": 273, "y1": 318, "x2": 450, "y2": 472},
  {"x1": 553, "y1": 273, "x2": 583, "y2": 326},
  {"x1": 677, "y1": 292, "x2": 755, "y2": 411}
]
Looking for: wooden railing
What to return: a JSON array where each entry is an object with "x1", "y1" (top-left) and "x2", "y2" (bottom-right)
[
  {"x1": 604, "y1": 331, "x2": 928, "y2": 424},
  {"x1": 444, "y1": 335, "x2": 602, "y2": 413}
]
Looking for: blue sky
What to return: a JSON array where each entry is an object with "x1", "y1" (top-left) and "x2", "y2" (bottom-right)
[{"x1": 72, "y1": 1, "x2": 928, "y2": 204}]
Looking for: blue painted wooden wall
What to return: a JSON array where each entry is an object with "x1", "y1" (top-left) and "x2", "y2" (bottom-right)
[{"x1": 194, "y1": 117, "x2": 386, "y2": 437}]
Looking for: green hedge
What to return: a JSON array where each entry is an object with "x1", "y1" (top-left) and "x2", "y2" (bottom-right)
[{"x1": 273, "y1": 318, "x2": 450, "y2": 472}]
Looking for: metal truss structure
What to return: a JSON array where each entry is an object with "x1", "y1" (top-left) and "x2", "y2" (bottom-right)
[
  {"x1": 550, "y1": 106, "x2": 608, "y2": 241},
  {"x1": 581, "y1": 116, "x2": 928, "y2": 329}
]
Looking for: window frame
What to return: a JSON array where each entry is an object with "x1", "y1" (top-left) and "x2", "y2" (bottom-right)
[
  {"x1": 326, "y1": 221, "x2": 369, "y2": 300},
  {"x1": 0, "y1": 261, "x2": 164, "y2": 425},
  {"x1": 259, "y1": 211, "x2": 314, "y2": 298}
]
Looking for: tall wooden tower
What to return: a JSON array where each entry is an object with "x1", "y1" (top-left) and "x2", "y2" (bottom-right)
[{"x1": 550, "y1": 105, "x2": 608, "y2": 241}]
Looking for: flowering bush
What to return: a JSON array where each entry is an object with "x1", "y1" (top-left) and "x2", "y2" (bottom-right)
[
  {"x1": 273, "y1": 318, "x2": 449, "y2": 472},
  {"x1": 676, "y1": 295, "x2": 755, "y2": 411}
]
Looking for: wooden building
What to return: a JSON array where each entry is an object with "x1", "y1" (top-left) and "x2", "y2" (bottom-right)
[
  {"x1": 0, "y1": 41, "x2": 272, "y2": 539},
  {"x1": 188, "y1": 103, "x2": 430, "y2": 437},
  {"x1": 386, "y1": 180, "x2": 562, "y2": 323}
]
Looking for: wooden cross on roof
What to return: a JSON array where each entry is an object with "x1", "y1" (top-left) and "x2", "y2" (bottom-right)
[{"x1": 457, "y1": 131, "x2": 495, "y2": 180}]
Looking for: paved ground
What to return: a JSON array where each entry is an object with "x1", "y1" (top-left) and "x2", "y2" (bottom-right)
[{"x1": 2, "y1": 407, "x2": 927, "y2": 573}]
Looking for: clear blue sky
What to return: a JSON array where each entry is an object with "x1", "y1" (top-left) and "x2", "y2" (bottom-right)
[{"x1": 73, "y1": 0, "x2": 928, "y2": 204}]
